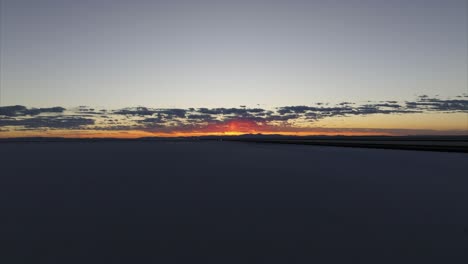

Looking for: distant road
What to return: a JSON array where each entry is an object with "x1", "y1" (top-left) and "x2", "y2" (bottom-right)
[{"x1": 224, "y1": 139, "x2": 468, "y2": 153}]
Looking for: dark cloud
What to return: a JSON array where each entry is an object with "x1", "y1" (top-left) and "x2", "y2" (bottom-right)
[
  {"x1": 372, "y1": 103, "x2": 402, "y2": 108},
  {"x1": 157, "y1": 109, "x2": 187, "y2": 118},
  {"x1": 137, "y1": 117, "x2": 164, "y2": 124},
  {"x1": 405, "y1": 98, "x2": 468, "y2": 112},
  {"x1": 197, "y1": 108, "x2": 265, "y2": 116},
  {"x1": 0, "y1": 116, "x2": 94, "y2": 129},
  {"x1": 353, "y1": 105, "x2": 417, "y2": 115},
  {"x1": 77, "y1": 107, "x2": 101, "y2": 114},
  {"x1": 277, "y1": 106, "x2": 312, "y2": 115},
  {"x1": 1, "y1": 95, "x2": 466, "y2": 133},
  {"x1": 277, "y1": 106, "x2": 355, "y2": 117},
  {"x1": 264, "y1": 114, "x2": 300, "y2": 122},
  {"x1": 112, "y1": 107, "x2": 188, "y2": 119},
  {"x1": 275, "y1": 102, "x2": 424, "y2": 121},
  {"x1": 186, "y1": 114, "x2": 216, "y2": 122},
  {"x1": 0, "y1": 105, "x2": 65, "y2": 117},
  {"x1": 113, "y1": 107, "x2": 157, "y2": 116}
]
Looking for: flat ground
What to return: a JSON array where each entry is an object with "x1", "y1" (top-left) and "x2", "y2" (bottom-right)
[{"x1": 0, "y1": 141, "x2": 467, "y2": 263}]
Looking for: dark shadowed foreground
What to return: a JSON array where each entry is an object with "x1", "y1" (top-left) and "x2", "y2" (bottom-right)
[{"x1": 1, "y1": 141, "x2": 467, "y2": 263}]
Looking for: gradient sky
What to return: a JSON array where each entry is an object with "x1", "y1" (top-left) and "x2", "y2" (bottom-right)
[{"x1": 0, "y1": 0, "x2": 467, "y2": 137}]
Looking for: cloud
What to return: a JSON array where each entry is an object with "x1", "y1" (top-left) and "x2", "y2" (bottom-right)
[
  {"x1": 264, "y1": 114, "x2": 300, "y2": 122},
  {"x1": 113, "y1": 107, "x2": 157, "y2": 116},
  {"x1": 186, "y1": 114, "x2": 216, "y2": 122},
  {"x1": 405, "y1": 98, "x2": 468, "y2": 112},
  {"x1": 277, "y1": 101, "x2": 424, "y2": 120},
  {"x1": 0, "y1": 116, "x2": 94, "y2": 129},
  {"x1": 353, "y1": 105, "x2": 417, "y2": 115},
  {"x1": 112, "y1": 107, "x2": 187, "y2": 118},
  {"x1": 371, "y1": 103, "x2": 402, "y2": 108},
  {"x1": 197, "y1": 108, "x2": 265, "y2": 116},
  {"x1": 277, "y1": 106, "x2": 314, "y2": 115},
  {"x1": 1, "y1": 95, "x2": 466, "y2": 134},
  {"x1": 137, "y1": 117, "x2": 164, "y2": 124},
  {"x1": 0, "y1": 105, "x2": 65, "y2": 117},
  {"x1": 157, "y1": 109, "x2": 187, "y2": 118}
]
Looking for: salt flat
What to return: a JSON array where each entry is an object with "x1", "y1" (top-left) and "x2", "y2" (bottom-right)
[{"x1": 0, "y1": 141, "x2": 467, "y2": 263}]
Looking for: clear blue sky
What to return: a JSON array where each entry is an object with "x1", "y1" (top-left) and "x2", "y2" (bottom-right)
[{"x1": 1, "y1": 0, "x2": 467, "y2": 108}]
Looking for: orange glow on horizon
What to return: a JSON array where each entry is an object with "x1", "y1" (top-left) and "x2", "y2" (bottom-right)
[
  {"x1": 1, "y1": 117, "x2": 467, "y2": 139},
  {"x1": 0, "y1": 129, "x2": 396, "y2": 139},
  {"x1": 4, "y1": 128, "x2": 468, "y2": 138}
]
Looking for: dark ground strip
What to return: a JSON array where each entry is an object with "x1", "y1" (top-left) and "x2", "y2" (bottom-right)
[{"x1": 225, "y1": 139, "x2": 468, "y2": 153}]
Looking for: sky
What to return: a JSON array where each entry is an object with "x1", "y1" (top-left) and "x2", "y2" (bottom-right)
[{"x1": 0, "y1": 0, "x2": 467, "y2": 137}]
